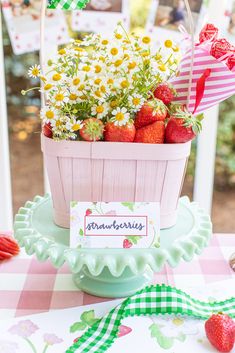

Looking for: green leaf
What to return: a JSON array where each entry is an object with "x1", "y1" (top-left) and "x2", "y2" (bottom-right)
[
  {"x1": 175, "y1": 332, "x2": 186, "y2": 342},
  {"x1": 79, "y1": 228, "x2": 84, "y2": 236},
  {"x1": 70, "y1": 321, "x2": 87, "y2": 333},
  {"x1": 81, "y1": 310, "x2": 98, "y2": 326},
  {"x1": 121, "y1": 202, "x2": 135, "y2": 212},
  {"x1": 71, "y1": 201, "x2": 78, "y2": 208},
  {"x1": 149, "y1": 323, "x2": 174, "y2": 349},
  {"x1": 126, "y1": 236, "x2": 142, "y2": 244},
  {"x1": 196, "y1": 113, "x2": 204, "y2": 122}
]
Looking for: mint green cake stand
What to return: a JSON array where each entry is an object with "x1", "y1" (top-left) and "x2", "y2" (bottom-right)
[{"x1": 14, "y1": 195, "x2": 212, "y2": 298}]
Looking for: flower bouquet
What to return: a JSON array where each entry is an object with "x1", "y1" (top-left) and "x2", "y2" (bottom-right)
[{"x1": 24, "y1": 23, "x2": 235, "y2": 229}]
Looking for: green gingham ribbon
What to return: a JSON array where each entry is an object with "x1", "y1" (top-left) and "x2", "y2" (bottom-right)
[
  {"x1": 66, "y1": 284, "x2": 235, "y2": 353},
  {"x1": 47, "y1": 0, "x2": 90, "y2": 10}
]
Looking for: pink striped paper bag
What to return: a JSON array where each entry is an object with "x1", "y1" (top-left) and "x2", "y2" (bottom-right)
[{"x1": 170, "y1": 46, "x2": 235, "y2": 114}]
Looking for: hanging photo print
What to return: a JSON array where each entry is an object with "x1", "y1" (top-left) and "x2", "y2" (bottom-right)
[
  {"x1": 71, "y1": 0, "x2": 130, "y2": 35},
  {"x1": 146, "y1": 0, "x2": 208, "y2": 45},
  {"x1": 1, "y1": 0, "x2": 70, "y2": 55}
]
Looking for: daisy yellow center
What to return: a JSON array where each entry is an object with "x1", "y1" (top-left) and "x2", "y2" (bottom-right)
[
  {"x1": 155, "y1": 53, "x2": 162, "y2": 60},
  {"x1": 52, "y1": 73, "x2": 62, "y2": 81},
  {"x1": 58, "y1": 48, "x2": 66, "y2": 55},
  {"x1": 80, "y1": 95, "x2": 87, "y2": 100},
  {"x1": 141, "y1": 51, "x2": 149, "y2": 57},
  {"x1": 73, "y1": 78, "x2": 80, "y2": 85},
  {"x1": 107, "y1": 78, "x2": 114, "y2": 85},
  {"x1": 110, "y1": 100, "x2": 117, "y2": 108},
  {"x1": 56, "y1": 120, "x2": 61, "y2": 127},
  {"x1": 96, "y1": 106, "x2": 104, "y2": 113},
  {"x1": 128, "y1": 62, "x2": 137, "y2": 70},
  {"x1": 124, "y1": 53, "x2": 130, "y2": 60},
  {"x1": 172, "y1": 318, "x2": 184, "y2": 326},
  {"x1": 142, "y1": 36, "x2": 151, "y2": 44},
  {"x1": 95, "y1": 90, "x2": 102, "y2": 98},
  {"x1": 44, "y1": 83, "x2": 53, "y2": 91},
  {"x1": 116, "y1": 112, "x2": 125, "y2": 121},
  {"x1": 94, "y1": 78, "x2": 102, "y2": 85},
  {"x1": 69, "y1": 94, "x2": 78, "y2": 101},
  {"x1": 110, "y1": 48, "x2": 118, "y2": 56},
  {"x1": 31, "y1": 68, "x2": 40, "y2": 76},
  {"x1": 165, "y1": 39, "x2": 173, "y2": 48},
  {"x1": 74, "y1": 47, "x2": 84, "y2": 52},
  {"x1": 114, "y1": 59, "x2": 123, "y2": 67},
  {"x1": 173, "y1": 46, "x2": 180, "y2": 52},
  {"x1": 115, "y1": 33, "x2": 122, "y2": 39},
  {"x1": 102, "y1": 39, "x2": 109, "y2": 45},
  {"x1": 121, "y1": 80, "x2": 129, "y2": 89},
  {"x1": 100, "y1": 85, "x2": 106, "y2": 93},
  {"x1": 99, "y1": 56, "x2": 105, "y2": 62},
  {"x1": 55, "y1": 93, "x2": 64, "y2": 101},
  {"x1": 133, "y1": 98, "x2": 140, "y2": 106},
  {"x1": 83, "y1": 65, "x2": 91, "y2": 72},
  {"x1": 95, "y1": 65, "x2": 102, "y2": 73},
  {"x1": 78, "y1": 84, "x2": 85, "y2": 91},
  {"x1": 72, "y1": 124, "x2": 81, "y2": 131},
  {"x1": 158, "y1": 64, "x2": 167, "y2": 72},
  {"x1": 46, "y1": 110, "x2": 54, "y2": 119}
]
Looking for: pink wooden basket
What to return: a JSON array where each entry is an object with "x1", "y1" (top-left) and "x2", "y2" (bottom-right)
[{"x1": 41, "y1": 135, "x2": 191, "y2": 229}]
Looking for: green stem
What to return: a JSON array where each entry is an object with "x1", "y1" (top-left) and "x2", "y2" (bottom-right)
[
  {"x1": 42, "y1": 344, "x2": 49, "y2": 353},
  {"x1": 23, "y1": 338, "x2": 37, "y2": 353}
]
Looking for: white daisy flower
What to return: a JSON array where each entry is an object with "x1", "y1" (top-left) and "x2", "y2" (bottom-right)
[
  {"x1": 28, "y1": 64, "x2": 41, "y2": 78},
  {"x1": 128, "y1": 94, "x2": 145, "y2": 112},
  {"x1": 50, "y1": 91, "x2": 69, "y2": 106},
  {"x1": 40, "y1": 106, "x2": 58, "y2": 124},
  {"x1": 66, "y1": 118, "x2": 84, "y2": 132},
  {"x1": 111, "y1": 107, "x2": 130, "y2": 126},
  {"x1": 40, "y1": 81, "x2": 54, "y2": 93},
  {"x1": 91, "y1": 103, "x2": 109, "y2": 119}
]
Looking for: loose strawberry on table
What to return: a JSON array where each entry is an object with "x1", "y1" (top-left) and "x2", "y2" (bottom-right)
[
  {"x1": 80, "y1": 118, "x2": 104, "y2": 142},
  {"x1": 205, "y1": 313, "x2": 235, "y2": 353},
  {"x1": 104, "y1": 122, "x2": 136, "y2": 143},
  {"x1": 0, "y1": 236, "x2": 20, "y2": 261},
  {"x1": 134, "y1": 99, "x2": 167, "y2": 129},
  {"x1": 134, "y1": 121, "x2": 165, "y2": 144}
]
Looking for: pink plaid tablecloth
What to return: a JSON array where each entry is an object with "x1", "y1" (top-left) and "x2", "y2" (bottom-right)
[{"x1": 0, "y1": 234, "x2": 234, "y2": 320}]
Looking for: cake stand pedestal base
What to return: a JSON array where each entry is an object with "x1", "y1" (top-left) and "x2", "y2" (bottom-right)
[{"x1": 73, "y1": 267, "x2": 153, "y2": 298}]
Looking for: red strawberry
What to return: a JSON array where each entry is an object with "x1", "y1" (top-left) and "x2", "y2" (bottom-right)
[
  {"x1": 199, "y1": 23, "x2": 219, "y2": 43},
  {"x1": 165, "y1": 106, "x2": 202, "y2": 143},
  {"x1": 135, "y1": 99, "x2": 167, "y2": 129},
  {"x1": 134, "y1": 121, "x2": 165, "y2": 144},
  {"x1": 85, "y1": 209, "x2": 92, "y2": 216},
  {"x1": 42, "y1": 123, "x2": 52, "y2": 138},
  {"x1": 154, "y1": 84, "x2": 176, "y2": 105},
  {"x1": 0, "y1": 236, "x2": 20, "y2": 259},
  {"x1": 80, "y1": 118, "x2": 104, "y2": 142},
  {"x1": 227, "y1": 56, "x2": 235, "y2": 71},
  {"x1": 123, "y1": 239, "x2": 133, "y2": 248},
  {"x1": 104, "y1": 122, "x2": 136, "y2": 142},
  {"x1": 205, "y1": 314, "x2": 235, "y2": 353}
]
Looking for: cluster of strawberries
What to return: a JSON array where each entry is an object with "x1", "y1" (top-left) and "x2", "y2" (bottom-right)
[
  {"x1": 44, "y1": 83, "x2": 200, "y2": 144},
  {"x1": 200, "y1": 23, "x2": 235, "y2": 71}
]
